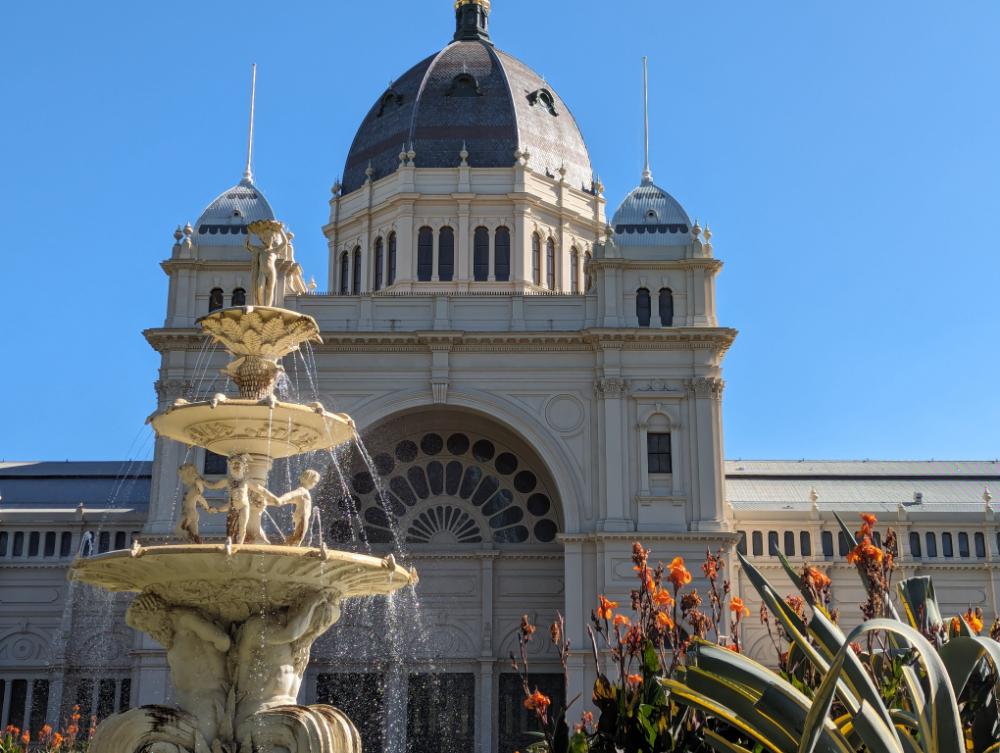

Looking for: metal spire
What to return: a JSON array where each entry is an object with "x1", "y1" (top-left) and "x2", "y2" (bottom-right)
[
  {"x1": 642, "y1": 56, "x2": 652, "y2": 185},
  {"x1": 243, "y1": 63, "x2": 257, "y2": 184}
]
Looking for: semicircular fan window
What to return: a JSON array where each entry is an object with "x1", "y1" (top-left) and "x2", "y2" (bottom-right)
[{"x1": 341, "y1": 431, "x2": 560, "y2": 546}]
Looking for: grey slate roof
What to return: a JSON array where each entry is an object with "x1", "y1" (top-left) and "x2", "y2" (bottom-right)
[
  {"x1": 194, "y1": 177, "x2": 275, "y2": 246},
  {"x1": 0, "y1": 461, "x2": 152, "y2": 510},
  {"x1": 611, "y1": 180, "x2": 692, "y2": 247},
  {"x1": 342, "y1": 41, "x2": 593, "y2": 194}
]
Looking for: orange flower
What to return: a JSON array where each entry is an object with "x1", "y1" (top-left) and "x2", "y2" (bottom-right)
[
  {"x1": 805, "y1": 566, "x2": 831, "y2": 590},
  {"x1": 963, "y1": 608, "x2": 984, "y2": 634},
  {"x1": 861, "y1": 513, "x2": 878, "y2": 528},
  {"x1": 730, "y1": 596, "x2": 750, "y2": 617},
  {"x1": 703, "y1": 558, "x2": 718, "y2": 580},
  {"x1": 668, "y1": 557, "x2": 692, "y2": 589},
  {"x1": 652, "y1": 586, "x2": 675, "y2": 608},
  {"x1": 21, "y1": 731, "x2": 30, "y2": 745},
  {"x1": 524, "y1": 689, "x2": 551, "y2": 715},
  {"x1": 597, "y1": 595, "x2": 618, "y2": 620},
  {"x1": 39, "y1": 724, "x2": 52, "y2": 742},
  {"x1": 626, "y1": 673, "x2": 643, "y2": 686},
  {"x1": 655, "y1": 610, "x2": 674, "y2": 630},
  {"x1": 847, "y1": 537, "x2": 884, "y2": 566},
  {"x1": 614, "y1": 614, "x2": 631, "y2": 628},
  {"x1": 52, "y1": 732, "x2": 64, "y2": 748}
]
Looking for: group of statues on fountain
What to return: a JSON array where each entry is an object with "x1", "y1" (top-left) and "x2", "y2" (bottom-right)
[{"x1": 177, "y1": 459, "x2": 320, "y2": 547}]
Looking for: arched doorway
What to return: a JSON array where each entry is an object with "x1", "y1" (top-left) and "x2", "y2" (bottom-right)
[{"x1": 312, "y1": 408, "x2": 567, "y2": 753}]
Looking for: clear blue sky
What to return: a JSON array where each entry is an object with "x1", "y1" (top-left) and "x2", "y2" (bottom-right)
[{"x1": 1, "y1": 1, "x2": 997, "y2": 461}]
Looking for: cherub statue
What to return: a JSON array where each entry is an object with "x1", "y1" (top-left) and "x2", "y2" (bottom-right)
[
  {"x1": 126, "y1": 592, "x2": 233, "y2": 748},
  {"x1": 177, "y1": 463, "x2": 227, "y2": 544},
  {"x1": 223, "y1": 454, "x2": 253, "y2": 545},
  {"x1": 252, "y1": 469, "x2": 321, "y2": 546},
  {"x1": 230, "y1": 589, "x2": 341, "y2": 734},
  {"x1": 245, "y1": 219, "x2": 288, "y2": 307}
]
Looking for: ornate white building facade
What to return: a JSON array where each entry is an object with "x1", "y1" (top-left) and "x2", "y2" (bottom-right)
[{"x1": 1, "y1": 3, "x2": 999, "y2": 752}]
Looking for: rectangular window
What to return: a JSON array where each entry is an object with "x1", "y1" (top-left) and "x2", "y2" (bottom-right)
[
  {"x1": 499, "y1": 673, "x2": 565, "y2": 753},
  {"x1": 767, "y1": 531, "x2": 779, "y2": 556},
  {"x1": 60, "y1": 532, "x2": 73, "y2": 558},
  {"x1": 821, "y1": 531, "x2": 834, "y2": 558},
  {"x1": 751, "y1": 531, "x2": 763, "y2": 557},
  {"x1": 958, "y1": 532, "x2": 970, "y2": 558},
  {"x1": 44, "y1": 532, "x2": 56, "y2": 557},
  {"x1": 204, "y1": 451, "x2": 227, "y2": 476},
  {"x1": 909, "y1": 532, "x2": 922, "y2": 558},
  {"x1": 97, "y1": 679, "x2": 117, "y2": 721},
  {"x1": 942, "y1": 532, "x2": 954, "y2": 558},
  {"x1": 783, "y1": 531, "x2": 795, "y2": 557},
  {"x1": 28, "y1": 532, "x2": 40, "y2": 557},
  {"x1": 114, "y1": 532, "x2": 127, "y2": 551},
  {"x1": 12, "y1": 532, "x2": 24, "y2": 557},
  {"x1": 737, "y1": 531, "x2": 747, "y2": 555},
  {"x1": 0, "y1": 531, "x2": 7, "y2": 557},
  {"x1": 30, "y1": 680, "x2": 49, "y2": 734},
  {"x1": 407, "y1": 674, "x2": 475, "y2": 753},
  {"x1": 975, "y1": 532, "x2": 986, "y2": 559},
  {"x1": 646, "y1": 433, "x2": 672, "y2": 474},
  {"x1": 837, "y1": 532, "x2": 850, "y2": 557},
  {"x1": 316, "y1": 673, "x2": 383, "y2": 753},
  {"x1": 926, "y1": 533, "x2": 938, "y2": 558},
  {"x1": 800, "y1": 531, "x2": 812, "y2": 557},
  {"x1": 98, "y1": 531, "x2": 111, "y2": 554},
  {"x1": 8, "y1": 679, "x2": 27, "y2": 731}
]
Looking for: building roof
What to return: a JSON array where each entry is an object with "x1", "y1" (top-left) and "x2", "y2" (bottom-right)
[
  {"x1": 611, "y1": 180, "x2": 692, "y2": 247},
  {"x1": 342, "y1": 37, "x2": 593, "y2": 194},
  {"x1": 725, "y1": 460, "x2": 998, "y2": 512},
  {"x1": 0, "y1": 461, "x2": 152, "y2": 511},
  {"x1": 193, "y1": 176, "x2": 275, "y2": 246}
]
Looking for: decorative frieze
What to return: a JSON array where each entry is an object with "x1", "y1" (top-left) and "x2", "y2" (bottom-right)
[{"x1": 594, "y1": 378, "x2": 628, "y2": 398}]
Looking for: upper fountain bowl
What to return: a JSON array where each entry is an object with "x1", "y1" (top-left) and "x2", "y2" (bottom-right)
[{"x1": 197, "y1": 306, "x2": 322, "y2": 361}]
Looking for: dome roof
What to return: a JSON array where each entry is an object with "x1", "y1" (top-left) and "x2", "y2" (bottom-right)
[
  {"x1": 342, "y1": 35, "x2": 593, "y2": 194},
  {"x1": 611, "y1": 179, "x2": 692, "y2": 247},
  {"x1": 194, "y1": 177, "x2": 275, "y2": 245}
]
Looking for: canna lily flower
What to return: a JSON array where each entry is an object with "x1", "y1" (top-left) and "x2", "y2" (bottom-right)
[
  {"x1": 805, "y1": 566, "x2": 831, "y2": 590},
  {"x1": 668, "y1": 557, "x2": 692, "y2": 589},
  {"x1": 613, "y1": 613, "x2": 631, "y2": 628},
  {"x1": 861, "y1": 513, "x2": 878, "y2": 529},
  {"x1": 626, "y1": 673, "x2": 643, "y2": 687},
  {"x1": 523, "y1": 689, "x2": 551, "y2": 715},
  {"x1": 963, "y1": 608, "x2": 984, "y2": 634},
  {"x1": 655, "y1": 610, "x2": 674, "y2": 630},
  {"x1": 52, "y1": 732, "x2": 64, "y2": 748},
  {"x1": 730, "y1": 596, "x2": 750, "y2": 617},
  {"x1": 652, "y1": 586, "x2": 675, "y2": 608},
  {"x1": 21, "y1": 731, "x2": 30, "y2": 745},
  {"x1": 597, "y1": 595, "x2": 618, "y2": 620}
]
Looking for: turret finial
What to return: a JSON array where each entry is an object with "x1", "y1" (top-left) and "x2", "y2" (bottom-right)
[
  {"x1": 454, "y1": 0, "x2": 491, "y2": 42},
  {"x1": 243, "y1": 63, "x2": 257, "y2": 185}
]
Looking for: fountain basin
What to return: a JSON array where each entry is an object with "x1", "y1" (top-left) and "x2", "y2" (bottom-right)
[
  {"x1": 70, "y1": 545, "x2": 416, "y2": 623},
  {"x1": 197, "y1": 306, "x2": 322, "y2": 359},
  {"x1": 149, "y1": 400, "x2": 355, "y2": 458}
]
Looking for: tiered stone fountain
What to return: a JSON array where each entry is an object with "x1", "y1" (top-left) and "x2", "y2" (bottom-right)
[{"x1": 70, "y1": 220, "x2": 417, "y2": 753}]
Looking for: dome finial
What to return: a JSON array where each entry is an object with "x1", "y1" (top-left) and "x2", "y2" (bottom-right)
[
  {"x1": 454, "y1": 0, "x2": 492, "y2": 43},
  {"x1": 242, "y1": 63, "x2": 257, "y2": 185},
  {"x1": 641, "y1": 56, "x2": 653, "y2": 185}
]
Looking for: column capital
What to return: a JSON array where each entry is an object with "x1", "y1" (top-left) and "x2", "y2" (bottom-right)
[{"x1": 685, "y1": 376, "x2": 725, "y2": 400}]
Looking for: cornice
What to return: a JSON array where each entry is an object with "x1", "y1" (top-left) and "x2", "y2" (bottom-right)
[{"x1": 559, "y1": 531, "x2": 740, "y2": 545}]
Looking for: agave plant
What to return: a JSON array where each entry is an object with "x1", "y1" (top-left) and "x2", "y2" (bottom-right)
[{"x1": 664, "y1": 514, "x2": 1000, "y2": 753}]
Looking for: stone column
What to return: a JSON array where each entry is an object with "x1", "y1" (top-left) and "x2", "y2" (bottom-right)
[
  {"x1": 595, "y1": 370, "x2": 631, "y2": 531},
  {"x1": 458, "y1": 203, "x2": 471, "y2": 281},
  {"x1": 686, "y1": 377, "x2": 726, "y2": 531}
]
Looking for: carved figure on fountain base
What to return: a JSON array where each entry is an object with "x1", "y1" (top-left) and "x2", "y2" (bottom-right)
[
  {"x1": 177, "y1": 464, "x2": 228, "y2": 544},
  {"x1": 252, "y1": 469, "x2": 321, "y2": 546}
]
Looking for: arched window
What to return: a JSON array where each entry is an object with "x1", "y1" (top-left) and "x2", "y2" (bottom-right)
[
  {"x1": 531, "y1": 233, "x2": 541, "y2": 285},
  {"x1": 231, "y1": 288, "x2": 246, "y2": 307},
  {"x1": 208, "y1": 288, "x2": 224, "y2": 312},
  {"x1": 909, "y1": 531, "x2": 922, "y2": 558},
  {"x1": 926, "y1": 532, "x2": 938, "y2": 558},
  {"x1": 975, "y1": 532, "x2": 986, "y2": 558},
  {"x1": 473, "y1": 227, "x2": 489, "y2": 281},
  {"x1": 584, "y1": 252, "x2": 593, "y2": 291},
  {"x1": 636, "y1": 288, "x2": 651, "y2": 327},
  {"x1": 767, "y1": 531, "x2": 779, "y2": 556},
  {"x1": 837, "y1": 532, "x2": 850, "y2": 557},
  {"x1": 417, "y1": 227, "x2": 433, "y2": 281},
  {"x1": 438, "y1": 227, "x2": 455, "y2": 282},
  {"x1": 373, "y1": 237, "x2": 384, "y2": 291},
  {"x1": 958, "y1": 532, "x2": 970, "y2": 558},
  {"x1": 339, "y1": 252, "x2": 349, "y2": 294},
  {"x1": 659, "y1": 289, "x2": 674, "y2": 327},
  {"x1": 570, "y1": 247, "x2": 580, "y2": 293},
  {"x1": 800, "y1": 531, "x2": 812, "y2": 556},
  {"x1": 545, "y1": 239, "x2": 556, "y2": 289},
  {"x1": 751, "y1": 531, "x2": 763, "y2": 557},
  {"x1": 783, "y1": 531, "x2": 795, "y2": 556},
  {"x1": 494, "y1": 227, "x2": 511, "y2": 281},
  {"x1": 387, "y1": 232, "x2": 397, "y2": 285},
  {"x1": 352, "y1": 247, "x2": 361, "y2": 294},
  {"x1": 942, "y1": 532, "x2": 954, "y2": 557}
]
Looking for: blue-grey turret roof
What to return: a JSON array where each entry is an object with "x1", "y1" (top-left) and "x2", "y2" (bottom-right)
[{"x1": 611, "y1": 178, "x2": 692, "y2": 247}]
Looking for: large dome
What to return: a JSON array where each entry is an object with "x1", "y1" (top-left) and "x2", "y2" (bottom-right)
[{"x1": 342, "y1": 5, "x2": 593, "y2": 194}]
